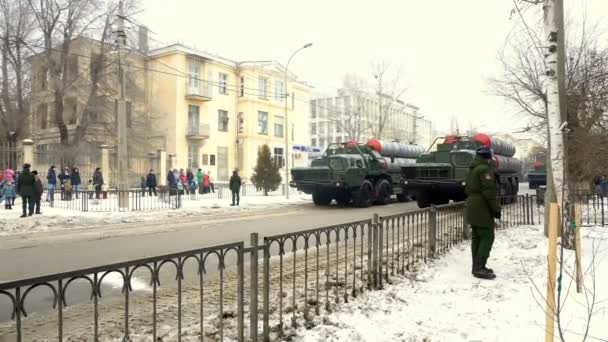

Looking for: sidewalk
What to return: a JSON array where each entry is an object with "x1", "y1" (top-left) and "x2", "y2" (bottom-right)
[{"x1": 294, "y1": 224, "x2": 608, "y2": 342}]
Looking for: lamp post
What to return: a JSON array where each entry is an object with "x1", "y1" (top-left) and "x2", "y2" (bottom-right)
[
  {"x1": 8, "y1": 131, "x2": 16, "y2": 168},
  {"x1": 284, "y1": 43, "x2": 312, "y2": 199}
]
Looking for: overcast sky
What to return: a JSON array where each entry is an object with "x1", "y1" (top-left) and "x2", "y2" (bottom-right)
[{"x1": 138, "y1": 0, "x2": 608, "y2": 135}]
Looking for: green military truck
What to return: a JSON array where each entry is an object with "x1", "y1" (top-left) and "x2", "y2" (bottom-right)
[
  {"x1": 401, "y1": 134, "x2": 523, "y2": 208},
  {"x1": 527, "y1": 162, "x2": 547, "y2": 189},
  {"x1": 290, "y1": 140, "x2": 424, "y2": 207}
]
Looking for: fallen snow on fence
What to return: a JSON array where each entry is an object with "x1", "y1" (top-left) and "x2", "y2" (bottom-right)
[{"x1": 294, "y1": 224, "x2": 608, "y2": 342}]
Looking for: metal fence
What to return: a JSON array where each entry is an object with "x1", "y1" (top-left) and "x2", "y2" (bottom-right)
[
  {"x1": 0, "y1": 195, "x2": 542, "y2": 341},
  {"x1": 30, "y1": 184, "x2": 302, "y2": 212}
]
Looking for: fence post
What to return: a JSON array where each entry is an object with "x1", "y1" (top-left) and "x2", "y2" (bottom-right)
[
  {"x1": 367, "y1": 218, "x2": 373, "y2": 290},
  {"x1": 378, "y1": 215, "x2": 384, "y2": 289},
  {"x1": 462, "y1": 204, "x2": 470, "y2": 240},
  {"x1": 250, "y1": 233, "x2": 259, "y2": 342},
  {"x1": 21, "y1": 139, "x2": 33, "y2": 166},
  {"x1": 82, "y1": 192, "x2": 88, "y2": 212},
  {"x1": 237, "y1": 243, "x2": 244, "y2": 342},
  {"x1": 262, "y1": 238, "x2": 270, "y2": 342},
  {"x1": 428, "y1": 205, "x2": 437, "y2": 259},
  {"x1": 371, "y1": 214, "x2": 379, "y2": 289}
]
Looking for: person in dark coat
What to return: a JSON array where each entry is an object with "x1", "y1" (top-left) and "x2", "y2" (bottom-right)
[
  {"x1": 229, "y1": 169, "x2": 242, "y2": 206},
  {"x1": 167, "y1": 169, "x2": 177, "y2": 196},
  {"x1": 32, "y1": 170, "x2": 43, "y2": 214},
  {"x1": 58, "y1": 167, "x2": 70, "y2": 200},
  {"x1": 16, "y1": 163, "x2": 35, "y2": 217},
  {"x1": 464, "y1": 146, "x2": 501, "y2": 280},
  {"x1": 93, "y1": 167, "x2": 104, "y2": 199},
  {"x1": 146, "y1": 169, "x2": 157, "y2": 196},
  {"x1": 46, "y1": 165, "x2": 57, "y2": 202},
  {"x1": 70, "y1": 167, "x2": 82, "y2": 199}
]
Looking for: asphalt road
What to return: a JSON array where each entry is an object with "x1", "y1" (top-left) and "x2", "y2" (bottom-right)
[{"x1": 0, "y1": 200, "x2": 419, "y2": 282}]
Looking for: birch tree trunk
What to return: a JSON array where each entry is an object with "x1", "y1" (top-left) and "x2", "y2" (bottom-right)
[{"x1": 543, "y1": 0, "x2": 568, "y2": 210}]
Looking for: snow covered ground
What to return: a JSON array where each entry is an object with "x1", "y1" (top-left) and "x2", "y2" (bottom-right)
[
  {"x1": 0, "y1": 194, "x2": 312, "y2": 236},
  {"x1": 294, "y1": 224, "x2": 608, "y2": 342}
]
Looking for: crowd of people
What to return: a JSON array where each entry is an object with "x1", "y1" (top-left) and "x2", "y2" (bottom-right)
[
  {"x1": 165, "y1": 168, "x2": 216, "y2": 196},
  {"x1": 1, "y1": 164, "x2": 246, "y2": 214}
]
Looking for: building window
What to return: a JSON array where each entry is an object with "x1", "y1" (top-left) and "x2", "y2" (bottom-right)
[
  {"x1": 311, "y1": 102, "x2": 316, "y2": 118},
  {"x1": 210, "y1": 154, "x2": 216, "y2": 166},
  {"x1": 219, "y1": 72, "x2": 228, "y2": 95},
  {"x1": 67, "y1": 55, "x2": 78, "y2": 80},
  {"x1": 273, "y1": 147, "x2": 284, "y2": 168},
  {"x1": 188, "y1": 61, "x2": 199, "y2": 93},
  {"x1": 258, "y1": 111, "x2": 268, "y2": 135},
  {"x1": 311, "y1": 138, "x2": 317, "y2": 147},
  {"x1": 218, "y1": 110, "x2": 229, "y2": 132},
  {"x1": 274, "y1": 115, "x2": 284, "y2": 137},
  {"x1": 202, "y1": 154, "x2": 208, "y2": 165},
  {"x1": 292, "y1": 123, "x2": 295, "y2": 142},
  {"x1": 258, "y1": 77, "x2": 268, "y2": 98},
  {"x1": 240, "y1": 76, "x2": 244, "y2": 96},
  {"x1": 188, "y1": 105, "x2": 200, "y2": 135},
  {"x1": 65, "y1": 98, "x2": 77, "y2": 125},
  {"x1": 336, "y1": 136, "x2": 342, "y2": 143},
  {"x1": 188, "y1": 143, "x2": 199, "y2": 168},
  {"x1": 238, "y1": 112, "x2": 244, "y2": 133},
  {"x1": 311, "y1": 123, "x2": 316, "y2": 135},
  {"x1": 39, "y1": 66, "x2": 48, "y2": 91},
  {"x1": 38, "y1": 104, "x2": 48, "y2": 130},
  {"x1": 274, "y1": 80, "x2": 283, "y2": 101}
]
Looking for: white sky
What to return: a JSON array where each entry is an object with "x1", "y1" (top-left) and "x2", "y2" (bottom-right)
[{"x1": 139, "y1": 0, "x2": 608, "y2": 134}]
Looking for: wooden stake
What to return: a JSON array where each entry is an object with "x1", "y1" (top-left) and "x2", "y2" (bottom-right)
[
  {"x1": 575, "y1": 205, "x2": 584, "y2": 293},
  {"x1": 545, "y1": 203, "x2": 559, "y2": 342}
]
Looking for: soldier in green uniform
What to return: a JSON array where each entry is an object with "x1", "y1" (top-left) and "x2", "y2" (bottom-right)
[
  {"x1": 465, "y1": 146, "x2": 501, "y2": 280},
  {"x1": 16, "y1": 163, "x2": 36, "y2": 218}
]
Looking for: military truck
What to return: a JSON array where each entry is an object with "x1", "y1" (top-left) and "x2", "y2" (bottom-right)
[
  {"x1": 290, "y1": 140, "x2": 424, "y2": 207},
  {"x1": 527, "y1": 162, "x2": 547, "y2": 189},
  {"x1": 401, "y1": 134, "x2": 523, "y2": 208}
]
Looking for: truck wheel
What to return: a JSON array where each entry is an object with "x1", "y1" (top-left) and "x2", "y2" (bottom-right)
[
  {"x1": 396, "y1": 193, "x2": 411, "y2": 203},
  {"x1": 313, "y1": 190, "x2": 331, "y2": 206},
  {"x1": 353, "y1": 180, "x2": 373, "y2": 208},
  {"x1": 335, "y1": 191, "x2": 350, "y2": 206},
  {"x1": 415, "y1": 191, "x2": 431, "y2": 208},
  {"x1": 374, "y1": 180, "x2": 391, "y2": 205}
]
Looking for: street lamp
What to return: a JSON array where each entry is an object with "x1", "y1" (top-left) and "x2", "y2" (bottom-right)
[
  {"x1": 8, "y1": 131, "x2": 16, "y2": 168},
  {"x1": 284, "y1": 43, "x2": 312, "y2": 199}
]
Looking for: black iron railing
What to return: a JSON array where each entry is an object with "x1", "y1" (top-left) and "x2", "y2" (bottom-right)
[{"x1": 0, "y1": 194, "x2": 560, "y2": 341}]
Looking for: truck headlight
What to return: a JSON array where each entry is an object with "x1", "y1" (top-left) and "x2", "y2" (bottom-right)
[
  {"x1": 403, "y1": 180, "x2": 408, "y2": 185},
  {"x1": 335, "y1": 182, "x2": 341, "y2": 187},
  {"x1": 461, "y1": 181, "x2": 466, "y2": 187}
]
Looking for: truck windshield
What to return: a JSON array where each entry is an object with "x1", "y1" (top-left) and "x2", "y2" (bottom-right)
[{"x1": 329, "y1": 158, "x2": 346, "y2": 171}]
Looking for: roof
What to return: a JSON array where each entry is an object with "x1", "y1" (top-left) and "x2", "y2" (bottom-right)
[{"x1": 148, "y1": 43, "x2": 238, "y2": 67}]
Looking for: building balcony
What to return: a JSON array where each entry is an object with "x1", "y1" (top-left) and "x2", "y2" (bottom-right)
[
  {"x1": 185, "y1": 81, "x2": 213, "y2": 101},
  {"x1": 186, "y1": 124, "x2": 210, "y2": 140}
]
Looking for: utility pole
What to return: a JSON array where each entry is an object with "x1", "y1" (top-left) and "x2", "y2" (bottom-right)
[{"x1": 116, "y1": 0, "x2": 128, "y2": 208}]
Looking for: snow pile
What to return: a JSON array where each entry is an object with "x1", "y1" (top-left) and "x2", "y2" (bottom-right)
[
  {"x1": 0, "y1": 194, "x2": 311, "y2": 236},
  {"x1": 294, "y1": 224, "x2": 608, "y2": 342}
]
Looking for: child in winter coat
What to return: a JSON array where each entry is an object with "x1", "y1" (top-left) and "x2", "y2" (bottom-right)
[
  {"x1": 63, "y1": 179, "x2": 73, "y2": 201},
  {"x1": 3, "y1": 181, "x2": 15, "y2": 209},
  {"x1": 86, "y1": 180, "x2": 94, "y2": 199}
]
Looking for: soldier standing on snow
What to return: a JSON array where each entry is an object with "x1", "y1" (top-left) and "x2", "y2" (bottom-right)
[{"x1": 465, "y1": 146, "x2": 501, "y2": 280}]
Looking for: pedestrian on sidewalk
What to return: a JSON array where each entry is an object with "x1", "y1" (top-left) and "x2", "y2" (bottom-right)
[
  {"x1": 46, "y1": 165, "x2": 57, "y2": 202},
  {"x1": 207, "y1": 171, "x2": 215, "y2": 193},
  {"x1": 2, "y1": 181, "x2": 14, "y2": 210},
  {"x1": 197, "y1": 168, "x2": 204, "y2": 194},
  {"x1": 465, "y1": 146, "x2": 501, "y2": 280},
  {"x1": 93, "y1": 167, "x2": 104, "y2": 199},
  {"x1": 32, "y1": 170, "x2": 43, "y2": 214},
  {"x1": 58, "y1": 167, "x2": 70, "y2": 200},
  {"x1": 146, "y1": 169, "x2": 157, "y2": 196},
  {"x1": 86, "y1": 180, "x2": 94, "y2": 199},
  {"x1": 16, "y1": 163, "x2": 35, "y2": 217},
  {"x1": 229, "y1": 169, "x2": 241, "y2": 206},
  {"x1": 71, "y1": 168, "x2": 81, "y2": 199},
  {"x1": 203, "y1": 172, "x2": 210, "y2": 194}
]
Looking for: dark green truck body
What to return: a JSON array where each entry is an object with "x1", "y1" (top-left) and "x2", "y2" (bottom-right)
[
  {"x1": 290, "y1": 143, "x2": 410, "y2": 207},
  {"x1": 401, "y1": 138, "x2": 521, "y2": 208}
]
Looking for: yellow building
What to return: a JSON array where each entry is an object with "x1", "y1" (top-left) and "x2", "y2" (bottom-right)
[{"x1": 148, "y1": 44, "x2": 312, "y2": 181}]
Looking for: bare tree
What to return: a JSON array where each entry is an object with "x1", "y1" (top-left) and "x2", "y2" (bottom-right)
[
  {"x1": 326, "y1": 74, "x2": 371, "y2": 142},
  {"x1": 0, "y1": 0, "x2": 35, "y2": 141},
  {"x1": 370, "y1": 59, "x2": 407, "y2": 139}
]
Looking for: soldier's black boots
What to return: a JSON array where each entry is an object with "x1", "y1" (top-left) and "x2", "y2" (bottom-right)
[{"x1": 472, "y1": 257, "x2": 496, "y2": 280}]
